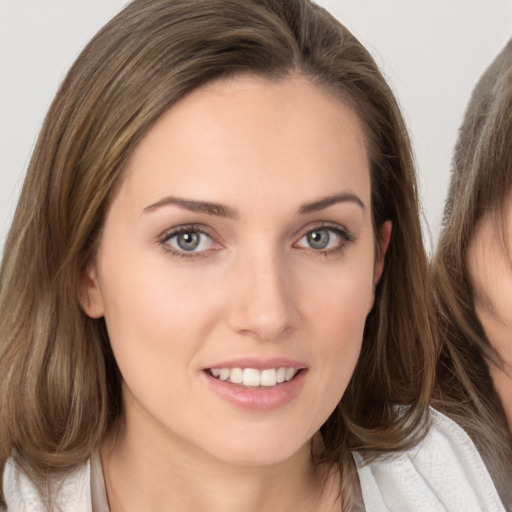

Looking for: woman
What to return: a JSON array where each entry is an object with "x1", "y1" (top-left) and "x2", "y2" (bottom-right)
[
  {"x1": 432, "y1": 38, "x2": 512, "y2": 507},
  {"x1": 0, "y1": 0, "x2": 503, "y2": 510}
]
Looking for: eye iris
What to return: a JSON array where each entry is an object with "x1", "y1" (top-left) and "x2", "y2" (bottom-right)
[
  {"x1": 177, "y1": 232, "x2": 200, "y2": 251},
  {"x1": 307, "y1": 229, "x2": 330, "y2": 249}
]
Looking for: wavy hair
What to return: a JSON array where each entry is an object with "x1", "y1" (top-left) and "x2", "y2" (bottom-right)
[
  {"x1": 0, "y1": 0, "x2": 435, "y2": 508},
  {"x1": 431, "y1": 38, "x2": 512, "y2": 506}
]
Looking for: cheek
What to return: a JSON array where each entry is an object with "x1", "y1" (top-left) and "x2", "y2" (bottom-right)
[
  {"x1": 97, "y1": 252, "x2": 224, "y2": 385},
  {"x1": 469, "y1": 240, "x2": 512, "y2": 361},
  {"x1": 307, "y1": 287, "x2": 368, "y2": 356},
  {"x1": 299, "y1": 258, "x2": 375, "y2": 405},
  {"x1": 312, "y1": 280, "x2": 369, "y2": 358},
  {"x1": 303, "y1": 250, "x2": 376, "y2": 338},
  {"x1": 469, "y1": 225, "x2": 512, "y2": 323},
  {"x1": 97, "y1": 263, "x2": 229, "y2": 433}
]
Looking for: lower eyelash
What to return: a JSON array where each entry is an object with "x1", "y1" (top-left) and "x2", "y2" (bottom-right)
[
  {"x1": 160, "y1": 244, "x2": 198, "y2": 259},
  {"x1": 157, "y1": 225, "x2": 213, "y2": 259}
]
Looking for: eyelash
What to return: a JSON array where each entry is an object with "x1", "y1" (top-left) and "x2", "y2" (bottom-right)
[
  {"x1": 157, "y1": 222, "x2": 355, "y2": 259},
  {"x1": 293, "y1": 223, "x2": 355, "y2": 256},
  {"x1": 158, "y1": 224, "x2": 221, "y2": 260}
]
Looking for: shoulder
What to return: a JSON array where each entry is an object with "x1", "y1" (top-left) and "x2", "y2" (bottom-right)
[
  {"x1": 2, "y1": 457, "x2": 93, "y2": 511},
  {"x1": 354, "y1": 408, "x2": 505, "y2": 512}
]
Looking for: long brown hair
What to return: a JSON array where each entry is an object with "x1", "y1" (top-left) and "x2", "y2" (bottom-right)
[
  {"x1": 0, "y1": 0, "x2": 435, "y2": 507},
  {"x1": 432, "y1": 38, "x2": 512, "y2": 506}
]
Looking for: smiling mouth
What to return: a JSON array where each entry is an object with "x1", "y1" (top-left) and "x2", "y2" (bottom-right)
[{"x1": 206, "y1": 367, "x2": 299, "y2": 388}]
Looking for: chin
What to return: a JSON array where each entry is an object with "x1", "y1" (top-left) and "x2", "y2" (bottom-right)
[{"x1": 198, "y1": 425, "x2": 315, "y2": 468}]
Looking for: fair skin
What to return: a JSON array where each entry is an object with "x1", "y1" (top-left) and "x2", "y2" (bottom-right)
[
  {"x1": 468, "y1": 199, "x2": 512, "y2": 433},
  {"x1": 82, "y1": 75, "x2": 390, "y2": 511}
]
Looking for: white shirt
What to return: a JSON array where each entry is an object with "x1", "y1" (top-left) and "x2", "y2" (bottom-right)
[
  {"x1": 355, "y1": 408, "x2": 505, "y2": 511},
  {"x1": 2, "y1": 409, "x2": 505, "y2": 511}
]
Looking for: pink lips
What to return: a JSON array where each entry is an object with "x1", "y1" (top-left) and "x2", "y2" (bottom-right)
[{"x1": 202, "y1": 358, "x2": 307, "y2": 411}]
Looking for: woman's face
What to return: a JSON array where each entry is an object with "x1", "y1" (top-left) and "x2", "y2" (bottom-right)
[
  {"x1": 468, "y1": 199, "x2": 512, "y2": 368},
  {"x1": 83, "y1": 76, "x2": 389, "y2": 467}
]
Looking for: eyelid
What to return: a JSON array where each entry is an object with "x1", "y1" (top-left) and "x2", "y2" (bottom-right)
[
  {"x1": 157, "y1": 223, "x2": 223, "y2": 258},
  {"x1": 292, "y1": 222, "x2": 355, "y2": 252},
  {"x1": 293, "y1": 221, "x2": 352, "y2": 240}
]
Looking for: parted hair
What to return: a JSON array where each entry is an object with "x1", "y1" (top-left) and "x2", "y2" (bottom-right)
[
  {"x1": 432, "y1": 38, "x2": 512, "y2": 506},
  {"x1": 0, "y1": 0, "x2": 435, "y2": 507}
]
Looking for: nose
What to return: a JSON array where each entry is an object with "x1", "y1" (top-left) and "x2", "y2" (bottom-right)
[{"x1": 227, "y1": 251, "x2": 300, "y2": 342}]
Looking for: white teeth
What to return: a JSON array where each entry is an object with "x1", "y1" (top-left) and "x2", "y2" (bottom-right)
[
  {"x1": 276, "y1": 367, "x2": 286, "y2": 383},
  {"x1": 210, "y1": 366, "x2": 298, "y2": 387},
  {"x1": 260, "y1": 369, "x2": 277, "y2": 387},
  {"x1": 230, "y1": 368, "x2": 243, "y2": 384},
  {"x1": 285, "y1": 367, "x2": 296, "y2": 381},
  {"x1": 242, "y1": 368, "x2": 260, "y2": 386}
]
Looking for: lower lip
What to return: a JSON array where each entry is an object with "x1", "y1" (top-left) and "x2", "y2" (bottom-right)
[{"x1": 203, "y1": 370, "x2": 307, "y2": 411}]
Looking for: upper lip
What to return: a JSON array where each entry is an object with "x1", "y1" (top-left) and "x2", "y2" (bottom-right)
[{"x1": 204, "y1": 358, "x2": 307, "y2": 371}]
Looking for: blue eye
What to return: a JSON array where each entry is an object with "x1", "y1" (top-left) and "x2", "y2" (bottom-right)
[
  {"x1": 306, "y1": 229, "x2": 331, "y2": 250},
  {"x1": 163, "y1": 229, "x2": 216, "y2": 254},
  {"x1": 295, "y1": 226, "x2": 352, "y2": 252},
  {"x1": 176, "y1": 232, "x2": 200, "y2": 251}
]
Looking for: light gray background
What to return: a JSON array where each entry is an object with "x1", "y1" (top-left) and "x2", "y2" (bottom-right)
[{"x1": 1, "y1": 0, "x2": 511, "y2": 252}]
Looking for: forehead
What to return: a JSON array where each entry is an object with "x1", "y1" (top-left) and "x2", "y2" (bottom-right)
[{"x1": 118, "y1": 75, "x2": 371, "y2": 212}]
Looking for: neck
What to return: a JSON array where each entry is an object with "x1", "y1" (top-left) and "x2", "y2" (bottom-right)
[{"x1": 100, "y1": 404, "x2": 341, "y2": 512}]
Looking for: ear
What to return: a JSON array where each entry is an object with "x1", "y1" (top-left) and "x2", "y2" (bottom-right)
[
  {"x1": 79, "y1": 261, "x2": 105, "y2": 319},
  {"x1": 374, "y1": 220, "x2": 392, "y2": 285}
]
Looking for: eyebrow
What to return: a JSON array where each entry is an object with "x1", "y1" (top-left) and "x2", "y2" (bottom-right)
[
  {"x1": 143, "y1": 191, "x2": 364, "y2": 218},
  {"x1": 298, "y1": 192, "x2": 365, "y2": 214},
  {"x1": 143, "y1": 196, "x2": 239, "y2": 218}
]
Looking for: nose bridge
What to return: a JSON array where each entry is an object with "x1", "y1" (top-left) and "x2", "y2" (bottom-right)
[{"x1": 228, "y1": 243, "x2": 299, "y2": 341}]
